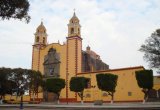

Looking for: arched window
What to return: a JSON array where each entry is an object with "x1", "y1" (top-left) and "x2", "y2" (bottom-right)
[
  {"x1": 71, "y1": 28, "x2": 74, "y2": 34},
  {"x1": 43, "y1": 37, "x2": 45, "y2": 44},
  {"x1": 36, "y1": 36, "x2": 39, "y2": 42}
]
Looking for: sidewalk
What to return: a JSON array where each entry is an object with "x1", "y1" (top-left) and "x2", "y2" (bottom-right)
[{"x1": 0, "y1": 102, "x2": 160, "y2": 109}]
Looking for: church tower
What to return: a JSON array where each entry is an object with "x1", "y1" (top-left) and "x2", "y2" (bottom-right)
[
  {"x1": 66, "y1": 12, "x2": 82, "y2": 101},
  {"x1": 68, "y1": 12, "x2": 81, "y2": 37},
  {"x1": 32, "y1": 21, "x2": 48, "y2": 71},
  {"x1": 34, "y1": 21, "x2": 47, "y2": 45}
]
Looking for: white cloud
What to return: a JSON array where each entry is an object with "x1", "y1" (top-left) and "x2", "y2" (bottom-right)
[{"x1": 0, "y1": 0, "x2": 160, "y2": 74}]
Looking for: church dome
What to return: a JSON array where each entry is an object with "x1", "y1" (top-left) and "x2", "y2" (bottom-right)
[
  {"x1": 36, "y1": 21, "x2": 46, "y2": 33},
  {"x1": 86, "y1": 46, "x2": 101, "y2": 60}
]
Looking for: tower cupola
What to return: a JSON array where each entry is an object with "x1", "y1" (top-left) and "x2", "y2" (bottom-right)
[
  {"x1": 34, "y1": 21, "x2": 48, "y2": 45},
  {"x1": 68, "y1": 11, "x2": 81, "y2": 37},
  {"x1": 36, "y1": 21, "x2": 46, "y2": 33},
  {"x1": 69, "y1": 12, "x2": 80, "y2": 24}
]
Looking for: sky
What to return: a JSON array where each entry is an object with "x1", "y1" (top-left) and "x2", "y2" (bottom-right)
[{"x1": 0, "y1": 0, "x2": 160, "y2": 75}]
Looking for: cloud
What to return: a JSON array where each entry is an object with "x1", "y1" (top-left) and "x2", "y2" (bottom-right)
[{"x1": 0, "y1": 0, "x2": 160, "y2": 74}]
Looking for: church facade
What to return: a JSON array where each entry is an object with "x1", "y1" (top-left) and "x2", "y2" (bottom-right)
[{"x1": 32, "y1": 12, "x2": 147, "y2": 102}]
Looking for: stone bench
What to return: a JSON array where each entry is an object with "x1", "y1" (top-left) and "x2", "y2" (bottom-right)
[{"x1": 94, "y1": 100, "x2": 103, "y2": 105}]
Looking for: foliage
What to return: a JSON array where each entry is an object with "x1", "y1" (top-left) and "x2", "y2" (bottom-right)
[
  {"x1": 70, "y1": 77, "x2": 89, "y2": 104},
  {"x1": 46, "y1": 78, "x2": 65, "y2": 100},
  {"x1": 140, "y1": 29, "x2": 160, "y2": 73},
  {"x1": 135, "y1": 70, "x2": 153, "y2": 89},
  {"x1": 0, "y1": 67, "x2": 45, "y2": 102},
  {"x1": 0, "y1": 68, "x2": 12, "y2": 98},
  {"x1": 8, "y1": 68, "x2": 30, "y2": 96},
  {"x1": 96, "y1": 73, "x2": 118, "y2": 103},
  {"x1": 0, "y1": 0, "x2": 30, "y2": 23},
  {"x1": 135, "y1": 70, "x2": 153, "y2": 101},
  {"x1": 70, "y1": 77, "x2": 86, "y2": 92},
  {"x1": 96, "y1": 73, "x2": 118, "y2": 92},
  {"x1": 28, "y1": 70, "x2": 43, "y2": 101}
]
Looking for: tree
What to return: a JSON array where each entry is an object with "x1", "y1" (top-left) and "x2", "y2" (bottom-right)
[
  {"x1": 0, "y1": 0, "x2": 30, "y2": 23},
  {"x1": 8, "y1": 68, "x2": 30, "y2": 98},
  {"x1": 0, "y1": 68, "x2": 11, "y2": 103},
  {"x1": 70, "y1": 77, "x2": 89, "y2": 104},
  {"x1": 46, "y1": 78, "x2": 65, "y2": 104},
  {"x1": 135, "y1": 70, "x2": 153, "y2": 103},
  {"x1": 140, "y1": 29, "x2": 160, "y2": 73},
  {"x1": 28, "y1": 70, "x2": 43, "y2": 101},
  {"x1": 96, "y1": 73, "x2": 118, "y2": 103}
]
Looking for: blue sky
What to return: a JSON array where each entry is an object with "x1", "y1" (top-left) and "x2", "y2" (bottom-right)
[{"x1": 0, "y1": 0, "x2": 160, "y2": 74}]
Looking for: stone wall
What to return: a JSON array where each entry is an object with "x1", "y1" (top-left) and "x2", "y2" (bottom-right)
[{"x1": 82, "y1": 51, "x2": 109, "y2": 72}]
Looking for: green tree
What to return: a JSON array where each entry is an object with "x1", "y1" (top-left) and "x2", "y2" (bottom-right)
[
  {"x1": 140, "y1": 29, "x2": 160, "y2": 73},
  {"x1": 70, "y1": 77, "x2": 89, "y2": 104},
  {"x1": 0, "y1": 68, "x2": 11, "y2": 102},
  {"x1": 46, "y1": 78, "x2": 65, "y2": 104},
  {"x1": 96, "y1": 73, "x2": 118, "y2": 103},
  {"x1": 135, "y1": 70, "x2": 153, "y2": 103},
  {"x1": 28, "y1": 70, "x2": 43, "y2": 101},
  {"x1": 8, "y1": 68, "x2": 30, "y2": 98},
  {"x1": 0, "y1": 0, "x2": 30, "y2": 23}
]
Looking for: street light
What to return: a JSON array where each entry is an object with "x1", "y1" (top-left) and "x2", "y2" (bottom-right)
[{"x1": 20, "y1": 89, "x2": 24, "y2": 110}]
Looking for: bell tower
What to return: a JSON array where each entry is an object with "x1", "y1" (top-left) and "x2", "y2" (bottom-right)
[
  {"x1": 66, "y1": 11, "x2": 82, "y2": 101},
  {"x1": 68, "y1": 12, "x2": 81, "y2": 37},
  {"x1": 32, "y1": 21, "x2": 48, "y2": 71},
  {"x1": 34, "y1": 21, "x2": 47, "y2": 45}
]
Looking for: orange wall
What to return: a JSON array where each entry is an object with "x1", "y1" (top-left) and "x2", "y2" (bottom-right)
[{"x1": 77, "y1": 67, "x2": 145, "y2": 102}]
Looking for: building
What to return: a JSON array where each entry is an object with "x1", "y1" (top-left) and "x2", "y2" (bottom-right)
[
  {"x1": 31, "y1": 12, "x2": 159, "y2": 102},
  {"x1": 32, "y1": 12, "x2": 109, "y2": 102}
]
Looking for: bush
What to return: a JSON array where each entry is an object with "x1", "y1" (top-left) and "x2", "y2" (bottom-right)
[{"x1": 2, "y1": 100, "x2": 7, "y2": 103}]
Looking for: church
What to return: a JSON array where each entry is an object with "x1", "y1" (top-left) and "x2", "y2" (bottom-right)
[{"x1": 31, "y1": 12, "x2": 149, "y2": 102}]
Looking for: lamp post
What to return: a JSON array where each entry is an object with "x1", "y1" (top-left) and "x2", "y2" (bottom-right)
[
  {"x1": 19, "y1": 89, "x2": 23, "y2": 110},
  {"x1": 20, "y1": 95, "x2": 23, "y2": 110}
]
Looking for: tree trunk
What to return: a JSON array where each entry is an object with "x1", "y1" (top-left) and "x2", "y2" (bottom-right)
[
  {"x1": 81, "y1": 100, "x2": 84, "y2": 104},
  {"x1": 81, "y1": 92, "x2": 84, "y2": 104},
  {"x1": 143, "y1": 99, "x2": 146, "y2": 104},
  {"x1": 44, "y1": 90, "x2": 48, "y2": 102},
  {"x1": 157, "y1": 90, "x2": 159, "y2": 98},
  {"x1": 0, "y1": 95, "x2": 2, "y2": 104},
  {"x1": 78, "y1": 92, "x2": 84, "y2": 104},
  {"x1": 33, "y1": 92, "x2": 35, "y2": 101},
  {"x1": 57, "y1": 93, "x2": 60, "y2": 104},
  {"x1": 142, "y1": 89, "x2": 148, "y2": 104},
  {"x1": 111, "y1": 93, "x2": 114, "y2": 104}
]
